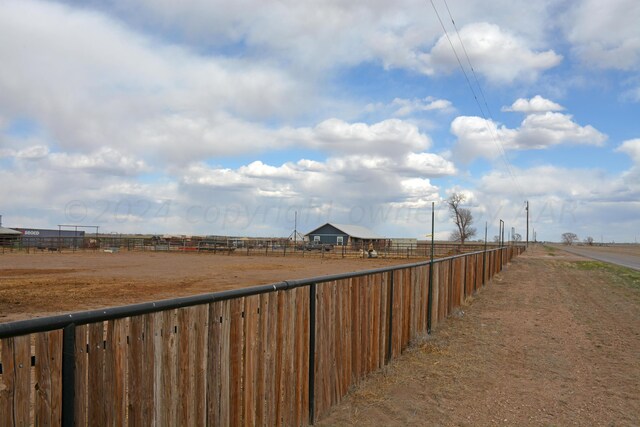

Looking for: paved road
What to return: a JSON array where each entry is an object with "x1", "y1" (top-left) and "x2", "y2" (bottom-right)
[{"x1": 557, "y1": 245, "x2": 640, "y2": 271}]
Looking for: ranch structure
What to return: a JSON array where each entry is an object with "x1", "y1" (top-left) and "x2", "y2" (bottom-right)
[{"x1": 305, "y1": 223, "x2": 385, "y2": 248}]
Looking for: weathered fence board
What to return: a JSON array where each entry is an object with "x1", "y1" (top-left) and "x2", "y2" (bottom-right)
[{"x1": 34, "y1": 330, "x2": 62, "y2": 427}]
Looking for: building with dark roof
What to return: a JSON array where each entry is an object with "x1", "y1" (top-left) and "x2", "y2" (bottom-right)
[{"x1": 304, "y1": 223, "x2": 385, "y2": 247}]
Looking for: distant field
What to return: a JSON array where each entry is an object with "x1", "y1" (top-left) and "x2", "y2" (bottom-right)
[{"x1": 0, "y1": 251, "x2": 409, "y2": 323}]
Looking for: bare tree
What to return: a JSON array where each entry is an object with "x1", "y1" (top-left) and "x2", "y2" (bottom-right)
[
  {"x1": 561, "y1": 232, "x2": 578, "y2": 245},
  {"x1": 513, "y1": 233, "x2": 522, "y2": 242},
  {"x1": 448, "y1": 193, "x2": 476, "y2": 244},
  {"x1": 584, "y1": 236, "x2": 594, "y2": 246}
]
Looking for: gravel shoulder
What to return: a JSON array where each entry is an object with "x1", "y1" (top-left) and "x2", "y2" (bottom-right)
[{"x1": 317, "y1": 245, "x2": 640, "y2": 426}]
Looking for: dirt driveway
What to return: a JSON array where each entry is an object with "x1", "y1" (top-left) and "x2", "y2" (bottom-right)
[{"x1": 317, "y1": 245, "x2": 640, "y2": 426}]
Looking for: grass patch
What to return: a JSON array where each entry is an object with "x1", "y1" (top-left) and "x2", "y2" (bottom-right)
[
  {"x1": 543, "y1": 245, "x2": 557, "y2": 256},
  {"x1": 571, "y1": 260, "x2": 640, "y2": 291}
]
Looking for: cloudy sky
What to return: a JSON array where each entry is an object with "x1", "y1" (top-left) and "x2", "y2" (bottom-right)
[{"x1": 1, "y1": 0, "x2": 639, "y2": 242}]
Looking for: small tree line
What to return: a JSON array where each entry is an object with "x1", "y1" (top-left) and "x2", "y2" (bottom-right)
[{"x1": 561, "y1": 232, "x2": 595, "y2": 245}]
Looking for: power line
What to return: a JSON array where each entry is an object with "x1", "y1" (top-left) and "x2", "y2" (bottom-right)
[
  {"x1": 429, "y1": 0, "x2": 486, "y2": 118},
  {"x1": 442, "y1": 0, "x2": 492, "y2": 118},
  {"x1": 429, "y1": 0, "x2": 525, "y2": 199}
]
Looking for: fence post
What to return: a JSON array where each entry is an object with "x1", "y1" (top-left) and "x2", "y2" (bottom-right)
[
  {"x1": 308, "y1": 283, "x2": 317, "y2": 425},
  {"x1": 61, "y1": 323, "x2": 76, "y2": 427},
  {"x1": 386, "y1": 270, "x2": 394, "y2": 363}
]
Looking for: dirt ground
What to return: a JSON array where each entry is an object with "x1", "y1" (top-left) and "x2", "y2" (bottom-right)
[
  {"x1": 0, "y1": 251, "x2": 407, "y2": 323},
  {"x1": 317, "y1": 244, "x2": 640, "y2": 426}
]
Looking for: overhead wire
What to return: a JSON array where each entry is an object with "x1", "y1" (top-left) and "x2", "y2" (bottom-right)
[{"x1": 429, "y1": 0, "x2": 526, "y2": 199}]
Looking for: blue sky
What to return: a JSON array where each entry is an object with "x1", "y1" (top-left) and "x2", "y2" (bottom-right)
[{"x1": 1, "y1": 0, "x2": 639, "y2": 242}]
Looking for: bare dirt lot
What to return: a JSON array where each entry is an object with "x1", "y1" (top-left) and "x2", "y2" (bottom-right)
[
  {"x1": 317, "y1": 245, "x2": 640, "y2": 426},
  {"x1": 0, "y1": 251, "x2": 408, "y2": 323}
]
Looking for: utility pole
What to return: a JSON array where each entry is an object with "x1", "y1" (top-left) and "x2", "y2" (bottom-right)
[{"x1": 499, "y1": 219, "x2": 504, "y2": 247}]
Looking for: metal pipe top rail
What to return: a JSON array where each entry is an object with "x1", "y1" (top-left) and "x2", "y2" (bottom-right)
[{"x1": 0, "y1": 246, "x2": 515, "y2": 339}]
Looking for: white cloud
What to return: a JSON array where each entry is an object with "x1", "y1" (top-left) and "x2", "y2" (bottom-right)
[
  {"x1": 391, "y1": 97, "x2": 454, "y2": 117},
  {"x1": 616, "y1": 138, "x2": 640, "y2": 163},
  {"x1": 176, "y1": 149, "x2": 454, "y2": 234},
  {"x1": 0, "y1": 0, "x2": 309, "y2": 163},
  {"x1": 404, "y1": 153, "x2": 456, "y2": 176},
  {"x1": 50, "y1": 1, "x2": 564, "y2": 82},
  {"x1": 452, "y1": 111, "x2": 607, "y2": 162},
  {"x1": 0, "y1": 145, "x2": 50, "y2": 160},
  {"x1": 427, "y1": 23, "x2": 562, "y2": 84},
  {"x1": 288, "y1": 118, "x2": 432, "y2": 158},
  {"x1": 471, "y1": 163, "x2": 640, "y2": 241},
  {"x1": 47, "y1": 148, "x2": 149, "y2": 176},
  {"x1": 565, "y1": 0, "x2": 640, "y2": 71},
  {"x1": 502, "y1": 95, "x2": 565, "y2": 113}
]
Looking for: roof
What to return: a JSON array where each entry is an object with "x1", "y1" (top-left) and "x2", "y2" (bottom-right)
[
  {"x1": 0, "y1": 227, "x2": 22, "y2": 235},
  {"x1": 305, "y1": 223, "x2": 383, "y2": 239}
]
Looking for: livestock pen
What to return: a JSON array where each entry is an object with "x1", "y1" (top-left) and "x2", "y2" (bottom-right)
[{"x1": 0, "y1": 246, "x2": 524, "y2": 426}]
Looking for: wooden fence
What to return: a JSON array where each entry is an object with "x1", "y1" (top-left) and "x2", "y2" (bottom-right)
[{"x1": 0, "y1": 246, "x2": 524, "y2": 426}]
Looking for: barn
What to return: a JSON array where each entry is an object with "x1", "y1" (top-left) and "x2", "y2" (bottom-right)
[
  {"x1": 13, "y1": 228, "x2": 85, "y2": 249},
  {"x1": 0, "y1": 226, "x2": 21, "y2": 246},
  {"x1": 305, "y1": 223, "x2": 384, "y2": 248}
]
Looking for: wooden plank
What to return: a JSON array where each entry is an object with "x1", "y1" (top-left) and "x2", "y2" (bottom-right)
[
  {"x1": 379, "y1": 273, "x2": 388, "y2": 368},
  {"x1": 329, "y1": 280, "x2": 338, "y2": 404},
  {"x1": 140, "y1": 313, "x2": 155, "y2": 426},
  {"x1": 127, "y1": 313, "x2": 155, "y2": 427},
  {"x1": 318, "y1": 283, "x2": 331, "y2": 419},
  {"x1": 35, "y1": 330, "x2": 63, "y2": 426},
  {"x1": 403, "y1": 268, "x2": 411, "y2": 349},
  {"x1": 193, "y1": 305, "x2": 208, "y2": 427},
  {"x1": 74, "y1": 325, "x2": 88, "y2": 426},
  {"x1": 255, "y1": 293, "x2": 268, "y2": 426},
  {"x1": 242, "y1": 296, "x2": 259, "y2": 426},
  {"x1": 207, "y1": 300, "x2": 230, "y2": 426},
  {"x1": 299, "y1": 287, "x2": 310, "y2": 425},
  {"x1": 152, "y1": 312, "x2": 164, "y2": 426},
  {"x1": 292, "y1": 287, "x2": 305, "y2": 426},
  {"x1": 287, "y1": 287, "x2": 300, "y2": 425},
  {"x1": 421, "y1": 265, "x2": 429, "y2": 333},
  {"x1": 264, "y1": 292, "x2": 277, "y2": 426},
  {"x1": 87, "y1": 322, "x2": 105, "y2": 425},
  {"x1": 105, "y1": 318, "x2": 127, "y2": 426},
  {"x1": 160, "y1": 310, "x2": 178, "y2": 426},
  {"x1": 229, "y1": 297, "x2": 245, "y2": 426},
  {"x1": 431, "y1": 264, "x2": 439, "y2": 328},
  {"x1": 274, "y1": 291, "x2": 286, "y2": 426},
  {"x1": 128, "y1": 315, "x2": 144, "y2": 426},
  {"x1": 363, "y1": 276, "x2": 372, "y2": 375},
  {"x1": 178, "y1": 307, "x2": 196, "y2": 426},
  {"x1": 371, "y1": 274, "x2": 381, "y2": 371},
  {"x1": 0, "y1": 335, "x2": 31, "y2": 426},
  {"x1": 392, "y1": 269, "x2": 402, "y2": 358},
  {"x1": 350, "y1": 277, "x2": 361, "y2": 384}
]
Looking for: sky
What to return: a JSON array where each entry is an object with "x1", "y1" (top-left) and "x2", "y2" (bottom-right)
[{"x1": 1, "y1": 0, "x2": 639, "y2": 242}]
